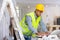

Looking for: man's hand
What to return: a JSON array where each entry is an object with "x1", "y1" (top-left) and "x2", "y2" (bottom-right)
[
  {"x1": 36, "y1": 32, "x2": 50, "y2": 37},
  {"x1": 45, "y1": 32, "x2": 50, "y2": 36}
]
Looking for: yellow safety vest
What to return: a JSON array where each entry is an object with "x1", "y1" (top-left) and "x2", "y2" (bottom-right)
[{"x1": 20, "y1": 12, "x2": 41, "y2": 36}]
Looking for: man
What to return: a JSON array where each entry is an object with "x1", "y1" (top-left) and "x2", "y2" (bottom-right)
[{"x1": 20, "y1": 4, "x2": 49, "y2": 40}]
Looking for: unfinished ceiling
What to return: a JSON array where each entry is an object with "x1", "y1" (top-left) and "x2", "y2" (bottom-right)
[
  {"x1": 16, "y1": 0, "x2": 60, "y2": 5},
  {"x1": 0, "y1": 0, "x2": 60, "y2": 5},
  {"x1": 0, "y1": 0, "x2": 60, "y2": 6}
]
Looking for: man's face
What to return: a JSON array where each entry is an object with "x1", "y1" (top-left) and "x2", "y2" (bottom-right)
[{"x1": 35, "y1": 9, "x2": 43, "y2": 17}]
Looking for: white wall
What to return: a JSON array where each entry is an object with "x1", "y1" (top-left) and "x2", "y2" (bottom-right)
[{"x1": 42, "y1": 5, "x2": 60, "y2": 25}]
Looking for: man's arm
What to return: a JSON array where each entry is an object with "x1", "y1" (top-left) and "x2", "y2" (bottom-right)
[
  {"x1": 26, "y1": 16, "x2": 38, "y2": 33},
  {"x1": 40, "y1": 19, "x2": 48, "y2": 32},
  {"x1": 38, "y1": 19, "x2": 50, "y2": 36}
]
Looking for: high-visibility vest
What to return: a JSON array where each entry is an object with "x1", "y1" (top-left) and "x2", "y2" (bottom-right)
[{"x1": 20, "y1": 12, "x2": 41, "y2": 36}]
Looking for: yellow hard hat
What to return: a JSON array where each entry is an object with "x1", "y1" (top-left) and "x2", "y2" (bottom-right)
[{"x1": 36, "y1": 4, "x2": 44, "y2": 11}]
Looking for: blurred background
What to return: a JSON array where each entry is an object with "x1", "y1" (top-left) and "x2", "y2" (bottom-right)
[{"x1": 0, "y1": 0, "x2": 60, "y2": 40}]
